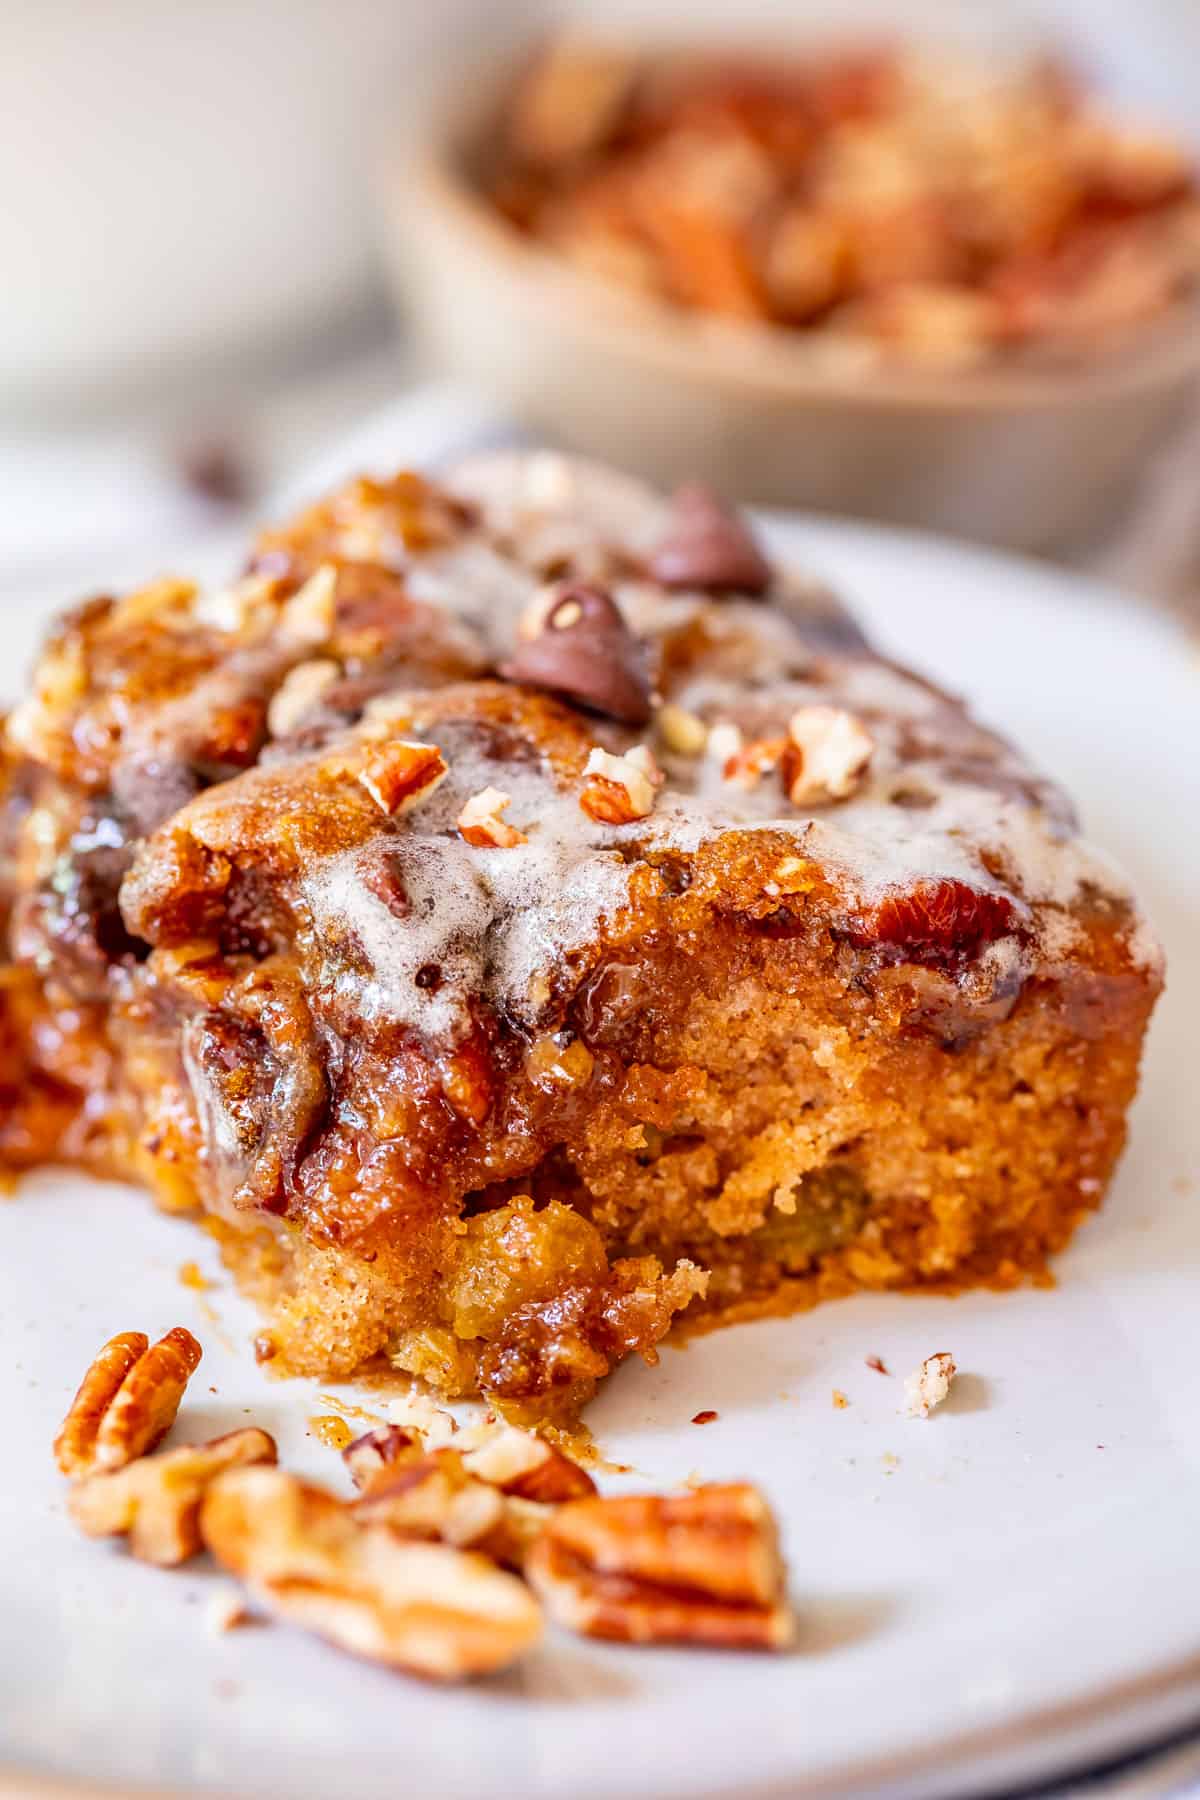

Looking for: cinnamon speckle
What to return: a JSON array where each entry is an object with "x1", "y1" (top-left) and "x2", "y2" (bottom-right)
[{"x1": 691, "y1": 1409, "x2": 719, "y2": 1425}]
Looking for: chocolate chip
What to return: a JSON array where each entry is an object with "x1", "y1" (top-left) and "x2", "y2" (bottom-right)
[
  {"x1": 499, "y1": 582, "x2": 651, "y2": 726},
  {"x1": 646, "y1": 484, "x2": 772, "y2": 595},
  {"x1": 174, "y1": 432, "x2": 252, "y2": 509}
]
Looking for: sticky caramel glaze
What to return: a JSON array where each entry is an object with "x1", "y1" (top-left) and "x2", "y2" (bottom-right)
[
  {"x1": 7, "y1": 782, "x2": 1152, "y2": 1419},
  {"x1": 0, "y1": 453, "x2": 1162, "y2": 1421}
]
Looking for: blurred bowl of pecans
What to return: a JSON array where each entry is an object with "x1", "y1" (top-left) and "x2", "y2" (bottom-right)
[{"x1": 380, "y1": 30, "x2": 1200, "y2": 552}]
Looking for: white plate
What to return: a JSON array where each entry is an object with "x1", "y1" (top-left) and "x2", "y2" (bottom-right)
[{"x1": 2, "y1": 519, "x2": 1198, "y2": 1800}]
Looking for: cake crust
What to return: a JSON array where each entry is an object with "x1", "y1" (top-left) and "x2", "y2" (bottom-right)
[{"x1": 0, "y1": 452, "x2": 1162, "y2": 1418}]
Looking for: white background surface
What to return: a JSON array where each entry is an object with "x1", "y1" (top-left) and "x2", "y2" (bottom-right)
[{"x1": 1, "y1": 504, "x2": 1197, "y2": 1799}]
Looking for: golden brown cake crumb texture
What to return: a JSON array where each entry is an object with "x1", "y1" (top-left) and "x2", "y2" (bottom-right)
[{"x1": 0, "y1": 451, "x2": 1162, "y2": 1419}]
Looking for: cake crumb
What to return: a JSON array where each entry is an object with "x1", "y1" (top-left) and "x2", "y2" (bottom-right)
[
  {"x1": 308, "y1": 1414, "x2": 352, "y2": 1451},
  {"x1": 178, "y1": 1261, "x2": 210, "y2": 1291},
  {"x1": 904, "y1": 1352, "x2": 957, "y2": 1418},
  {"x1": 832, "y1": 1389, "x2": 849, "y2": 1410},
  {"x1": 206, "y1": 1584, "x2": 252, "y2": 1636},
  {"x1": 881, "y1": 1451, "x2": 900, "y2": 1472}
]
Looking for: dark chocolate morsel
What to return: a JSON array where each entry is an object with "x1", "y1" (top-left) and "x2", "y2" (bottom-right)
[
  {"x1": 499, "y1": 582, "x2": 651, "y2": 726},
  {"x1": 646, "y1": 484, "x2": 772, "y2": 595}
]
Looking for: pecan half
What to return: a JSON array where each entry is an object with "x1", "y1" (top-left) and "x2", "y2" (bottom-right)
[
  {"x1": 201, "y1": 1467, "x2": 542, "y2": 1680},
  {"x1": 526, "y1": 1484, "x2": 794, "y2": 1650},
  {"x1": 68, "y1": 1427, "x2": 276, "y2": 1566},
  {"x1": 54, "y1": 1327, "x2": 203, "y2": 1477}
]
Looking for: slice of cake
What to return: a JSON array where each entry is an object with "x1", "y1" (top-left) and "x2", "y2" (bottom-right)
[{"x1": 0, "y1": 453, "x2": 1161, "y2": 1420}]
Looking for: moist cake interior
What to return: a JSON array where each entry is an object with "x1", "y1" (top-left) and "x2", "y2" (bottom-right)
[{"x1": 0, "y1": 453, "x2": 1161, "y2": 1420}]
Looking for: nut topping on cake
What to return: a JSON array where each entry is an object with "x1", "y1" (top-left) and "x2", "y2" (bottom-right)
[
  {"x1": 357, "y1": 741, "x2": 447, "y2": 816},
  {"x1": 723, "y1": 736, "x2": 787, "y2": 790},
  {"x1": 657, "y1": 702, "x2": 709, "y2": 755},
  {"x1": 457, "y1": 788, "x2": 528, "y2": 849},
  {"x1": 646, "y1": 485, "x2": 771, "y2": 595},
  {"x1": 501, "y1": 581, "x2": 651, "y2": 725},
  {"x1": 705, "y1": 720, "x2": 745, "y2": 768},
  {"x1": 526, "y1": 1483, "x2": 795, "y2": 1649},
  {"x1": 278, "y1": 562, "x2": 338, "y2": 647},
  {"x1": 267, "y1": 658, "x2": 340, "y2": 738},
  {"x1": 781, "y1": 705, "x2": 874, "y2": 805},
  {"x1": 580, "y1": 744, "x2": 664, "y2": 823}
]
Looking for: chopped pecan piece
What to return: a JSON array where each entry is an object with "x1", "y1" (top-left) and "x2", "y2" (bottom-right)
[
  {"x1": 526, "y1": 1484, "x2": 795, "y2": 1650},
  {"x1": 201, "y1": 1467, "x2": 542, "y2": 1680},
  {"x1": 54, "y1": 1327, "x2": 203, "y2": 1477},
  {"x1": 267, "y1": 658, "x2": 340, "y2": 739},
  {"x1": 508, "y1": 40, "x2": 635, "y2": 168},
  {"x1": 457, "y1": 787, "x2": 528, "y2": 849},
  {"x1": 705, "y1": 721, "x2": 744, "y2": 768},
  {"x1": 580, "y1": 744, "x2": 663, "y2": 824},
  {"x1": 346, "y1": 1419, "x2": 590, "y2": 1564},
  {"x1": 723, "y1": 735, "x2": 786, "y2": 790},
  {"x1": 67, "y1": 1427, "x2": 276, "y2": 1566},
  {"x1": 657, "y1": 702, "x2": 709, "y2": 756},
  {"x1": 457, "y1": 1422, "x2": 595, "y2": 1503},
  {"x1": 342, "y1": 1424, "x2": 422, "y2": 1490},
  {"x1": 385, "y1": 1392, "x2": 460, "y2": 1446},
  {"x1": 781, "y1": 705, "x2": 874, "y2": 805},
  {"x1": 278, "y1": 563, "x2": 338, "y2": 647},
  {"x1": 352, "y1": 1447, "x2": 551, "y2": 1571},
  {"x1": 357, "y1": 741, "x2": 447, "y2": 816},
  {"x1": 904, "y1": 1350, "x2": 957, "y2": 1417}
]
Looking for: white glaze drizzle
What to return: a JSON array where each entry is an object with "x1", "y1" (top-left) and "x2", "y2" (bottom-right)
[{"x1": 278, "y1": 449, "x2": 1159, "y2": 1044}]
